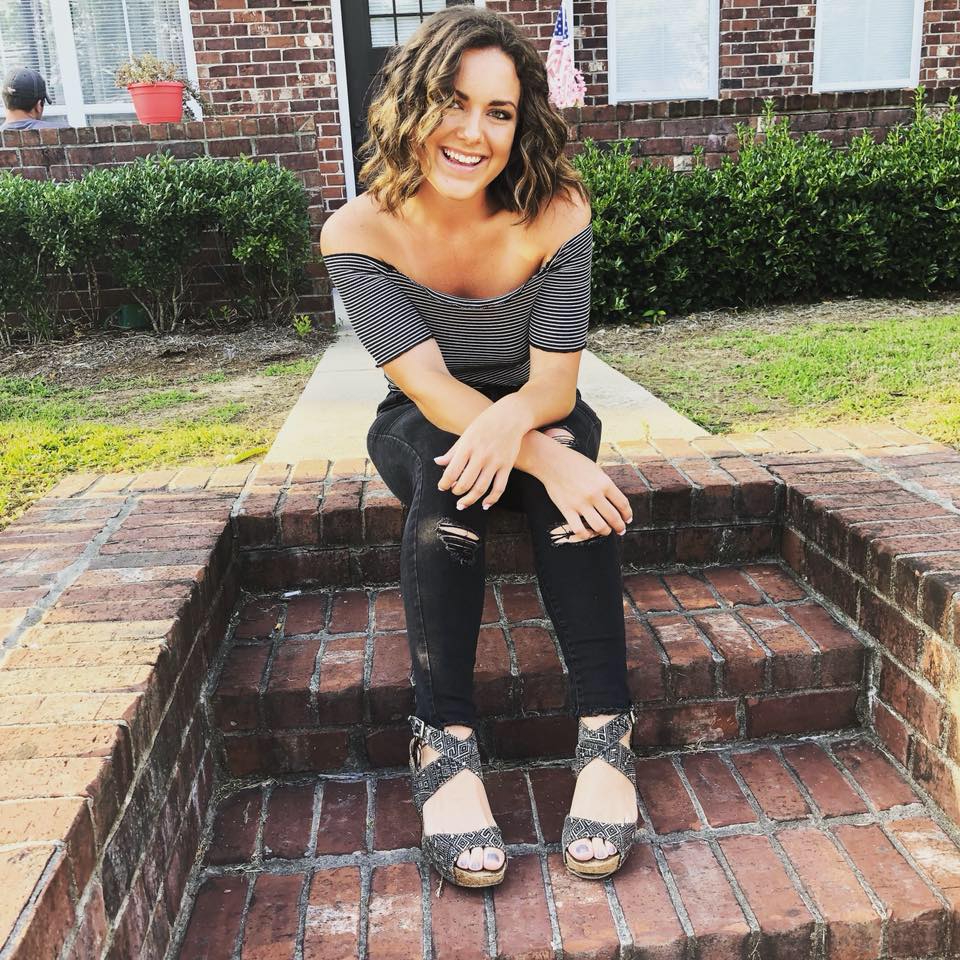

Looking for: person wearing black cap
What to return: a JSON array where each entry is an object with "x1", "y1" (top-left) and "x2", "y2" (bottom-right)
[{"x1": 2, "y1": 67, "x2": 66, "y2": 131}]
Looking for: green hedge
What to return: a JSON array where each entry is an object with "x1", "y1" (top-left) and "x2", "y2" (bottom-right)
[
  {"x1": 574, "y1": 87, "x2": 960, "y2": 323},
  {"x1": 0, "y1": 154, "x2": 312, "y2": 343}
]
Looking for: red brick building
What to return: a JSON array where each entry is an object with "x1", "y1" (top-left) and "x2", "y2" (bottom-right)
[
  {"x1": 184, "y1": 0, "x2": 960, "y2": 210},
  {"x1": 4, "y1": 1, "x2": 958, "y2": 217}
]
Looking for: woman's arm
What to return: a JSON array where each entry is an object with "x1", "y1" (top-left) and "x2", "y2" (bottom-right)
[{"x1": 384, "y1": 342, "x2": 569, "y2": 497}]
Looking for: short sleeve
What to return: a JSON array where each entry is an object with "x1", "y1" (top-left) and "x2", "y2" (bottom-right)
[
  {"x1": 323, "y1": 254, "x2": 434, "y2": 367},
  {"x1": 528, "y1": 224, "x2": 593, "y2": 353}
]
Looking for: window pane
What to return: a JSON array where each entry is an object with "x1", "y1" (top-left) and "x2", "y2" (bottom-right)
[
  {"x1": 423, "y1": 0, "x2": 446, "y2": 11},
  {"x1": 817, "y1": 0, "x2": 916, "y2": 88},
  {"x1": 396, "y1": 16, "x2": 424, "y2": 44},
  {"x1": 0, "y1": 0, "x2": 65, "y2": 106},
  {"x1": 368, "y1": 0, "x2": 394, "y2": 14},
  {"x1": 369, "y1": 18, "x2": 397, "y2": 48},
  {"x1": 69, "y1": 0, "x2": 190, "y2": 106},
  {"x1": 395, "y1": 0, "x2": 420, "y2": 13},
  {"x1": 615, "y1": 0, "x2": 712, "y2": 100}
]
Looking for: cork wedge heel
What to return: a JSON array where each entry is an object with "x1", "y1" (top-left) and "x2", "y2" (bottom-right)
[
  {"x1": 561, "y1": 709, "x2": 639, "y2": 881},
  {"x1": 408, "y1": 716, "x2": 507, "y2": 890}
]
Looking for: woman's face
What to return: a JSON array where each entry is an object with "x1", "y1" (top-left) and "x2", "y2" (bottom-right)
[{"x1": 419, "y1": 46, "x2": 521, "y2": 203}]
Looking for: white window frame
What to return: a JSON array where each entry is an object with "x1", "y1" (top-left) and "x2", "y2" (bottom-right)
[
  {"x1": 607, "y1": 0, "x2": 720, "y2": 105},
  {"x1": 812, "y1": 0, "x2": 924, "y2": 93},
  {"x1": 40, "y1": 0, "x2": 200, "y2": 127}
]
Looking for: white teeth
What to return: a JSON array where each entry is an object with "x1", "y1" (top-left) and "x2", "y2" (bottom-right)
[{"x1": 442, "y1": 148, "x2": 483, "y2": 166}]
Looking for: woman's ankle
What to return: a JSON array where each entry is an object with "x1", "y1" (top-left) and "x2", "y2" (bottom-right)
[{"x1": 444, "y1": 724, "x2": 473, "y2": 740}]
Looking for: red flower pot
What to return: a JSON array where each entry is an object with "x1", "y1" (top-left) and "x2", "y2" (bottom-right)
[{"x1": 127, "y1": 81, "x2": 184, "y2": 123}]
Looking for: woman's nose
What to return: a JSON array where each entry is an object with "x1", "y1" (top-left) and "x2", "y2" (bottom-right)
[{"x1": 457, "y1": 111, "x2": 483, "y2": 143}]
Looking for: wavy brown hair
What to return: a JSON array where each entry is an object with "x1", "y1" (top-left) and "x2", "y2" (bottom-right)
[{"x1": 358, "y1": 6, "x2": 587, "y2": 224}]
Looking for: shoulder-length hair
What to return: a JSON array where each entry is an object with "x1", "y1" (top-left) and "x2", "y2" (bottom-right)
[{"x1": 358, "y1": 6, "x2": 588, "y2": 224}]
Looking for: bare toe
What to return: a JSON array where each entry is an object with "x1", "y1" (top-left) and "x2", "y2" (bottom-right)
[
  {"x1": 485, "y1": 847, "x2": 503, "y2": 870},
  {"x1": 457, "y1": 849, "x2": 472, "y2": 869},
  {"x1": 592, "y1": 836, "x2": 608, "y2": 860},
  {"x1": 469, "y1": 845, "x2": 484, "y2": 871},
  {"x1": 568, "y1": 840, "x2": 594, "y2": 862},
  {"x1": 605, "y1": 839, "x2": 617, "y2": 857}
]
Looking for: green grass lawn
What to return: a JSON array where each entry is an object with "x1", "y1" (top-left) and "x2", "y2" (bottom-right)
[
  {"x1": 594, "y1": 311, "x2": 960, "y2": 448},
  {"x1": 0, "y1": 359, "x2": 318, "y2": 530}
]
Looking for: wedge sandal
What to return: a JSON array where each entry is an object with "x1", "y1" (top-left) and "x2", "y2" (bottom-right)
[
  {"x1": 561, "y1": 708, "x2": 639, "y2": 880},
  {"x1": 408, "y1": 716, "x2": 507, "y2": 890}
]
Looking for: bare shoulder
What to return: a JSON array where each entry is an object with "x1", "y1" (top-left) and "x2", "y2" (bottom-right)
[
  {"x1": 320, "y1": 193, "x2": 395, "y2": 257},
  {"x1": 531, "y1": 187, "x2": 592, "y2": 262}
]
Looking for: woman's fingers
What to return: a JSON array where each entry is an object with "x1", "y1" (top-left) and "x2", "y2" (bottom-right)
[
  {"x1": 581, "y1": 505, "x2": 612, "y2": 537},
  {"x1": 594, "y1": 495, "x2": 627, "y2": 535},
  {"x1": 482, "y1": 467, "x2": 510, "y2": 510},
  {"x1": 451, "y1": 457, "x2": 484, "y2": 499},
  {"x1": 607, "y1": 484, "x2": 633, "y2": 525},
  {"x1": 435, "y1": 445, "x2": 466, "y2": 490},
  {"x1": 560, "y1": 507, "x2": 588, "y2": 540},
  {"x1": 456, "y1": 464, "x2": 497, "y2": 510}
]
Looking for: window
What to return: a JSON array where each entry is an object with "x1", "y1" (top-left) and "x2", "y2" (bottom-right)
[
  {"x1": 608, "y1": 0, "x2": 720, "y2": 104},
  {"x1": 813, "y1": 0, "x2": 923, "y2": 92},
  {"x1": 368, "y1": 0, "x2": 474, "y2": 49},
  {"x1": 0, "y1": 0, "x2": 198, "y2": 126}
]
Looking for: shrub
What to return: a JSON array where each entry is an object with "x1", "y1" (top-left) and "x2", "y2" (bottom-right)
[
  {"x1": 0, "y1": 175, "x2": 58, "y2": 344},
  {"x1": 0, "y1": 154, "x2": 313, "y2": 341},
  {"x1": 101, "y1": 154, "x2": 214, "y2": 333},
  {"x1": 575, "y1": 87, "x2": 960, "y2": 323},
  {"x1": 215, "y1": 158, "x2": 312, "y2": 325}
]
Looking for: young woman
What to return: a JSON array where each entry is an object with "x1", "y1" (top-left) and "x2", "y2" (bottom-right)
[{"x1": 321, "y1": 6, "x2": 638, "y2": 890}]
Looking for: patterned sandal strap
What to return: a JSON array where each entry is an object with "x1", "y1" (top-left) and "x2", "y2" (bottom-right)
[
  {"x1": 422, "y1": 826, "x2": 506, "y2": 882},
  {"x1": 573, "y1": 709, "x2": 637, "y2": 786},
  {"x1": 408, "y1": 716, "x2": 483, "y2": 814},
  {"x1": 562, "y1": 815, "x2": 636, "y2": 858}
]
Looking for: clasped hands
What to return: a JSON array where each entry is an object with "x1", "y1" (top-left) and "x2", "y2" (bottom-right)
[{"x1": 433, "y1": 397, "x2": 633, "y2": 541}]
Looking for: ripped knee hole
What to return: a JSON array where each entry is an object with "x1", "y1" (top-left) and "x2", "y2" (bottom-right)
[
  {"x1": 549, "y1": 524, "x2": 603, "y2": 546},
  {"x1": 544, "y1": 427, "x2": 576, "y2": 448},
  {"x1": 436, "y1": 519, "x2": 481, "y2": 564}
]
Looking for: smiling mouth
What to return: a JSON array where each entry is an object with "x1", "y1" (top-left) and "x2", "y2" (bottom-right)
[{"x1": 440, "y1": 146, "x2": 487, "y2": 169}]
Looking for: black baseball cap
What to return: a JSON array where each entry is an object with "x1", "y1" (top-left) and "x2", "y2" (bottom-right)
[{"x1": 2, "y1": 67, "x2": 53, "y2": 105}]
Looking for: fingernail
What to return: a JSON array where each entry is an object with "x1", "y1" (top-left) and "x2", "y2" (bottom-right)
[
  {"x1": 627, "y1": 516, "x2": 633, "y2": 524},
  {"x1": 433, "y1": 456, "x2": 442, "y2": 462},
  {"x1": 482, "y1": 503, "x2": 490, "y2": 510},
  {"x1": 619, "y1": 529, "x2": 625, "y2": 536},
  {"x1": 456, "y1": 503, "x2": 464, "y2": 511}
]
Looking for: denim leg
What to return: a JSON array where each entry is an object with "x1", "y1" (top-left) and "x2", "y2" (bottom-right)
[
  {"x1": 367, "y1": 403, "x2": 488, "y2": 729},
  {"x1": 515, "y1": 399, "x2": 631, "y2": 716}
]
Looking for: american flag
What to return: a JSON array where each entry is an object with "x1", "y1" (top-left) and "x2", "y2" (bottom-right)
[{"x1": 546, "y1": 4, "x2": 586, "y2": 110}]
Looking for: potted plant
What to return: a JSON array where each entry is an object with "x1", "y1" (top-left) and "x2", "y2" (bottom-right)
[{"x1": 115, "y1": 52, "x2": 211, "y2": 124}]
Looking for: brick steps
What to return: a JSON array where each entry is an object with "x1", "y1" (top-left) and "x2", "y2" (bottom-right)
[
  {"x1": 210, "y1": 562, "x2": 871, "y2": 776},
  {"x1": 171, "y1": 731, "x2": 960, "y2": 960}
]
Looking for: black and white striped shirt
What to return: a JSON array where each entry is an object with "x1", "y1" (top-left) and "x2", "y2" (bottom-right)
[{"x1": 323, "y1": 223, "x2": 593, "y2": 397}]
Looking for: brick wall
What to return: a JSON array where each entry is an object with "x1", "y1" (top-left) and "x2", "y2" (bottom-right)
[
  {"x1": 487, "y1": 0, "x2": 960, "y2": 104},
  {"x1": 184, "y1": 1, "x2": 958, "y2": 206},
  {"x1": 188, "y1": 0, "x2": 347, "y2": 210},
  {"x1": 0, "y1": 116, "x2": 331, "y2": 323}
]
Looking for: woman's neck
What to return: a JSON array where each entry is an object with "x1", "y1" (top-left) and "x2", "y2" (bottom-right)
[{"x1": 403, "y1": 182, "x2": 498, "y2": 237}]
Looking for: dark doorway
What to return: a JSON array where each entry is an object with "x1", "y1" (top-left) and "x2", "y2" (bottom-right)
[{"x1": 341, "y1": 1, "x2": 475, "y2": 191}]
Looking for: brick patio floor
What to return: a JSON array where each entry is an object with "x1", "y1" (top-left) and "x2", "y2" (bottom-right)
[{"x1": 168, "y1": 567, "x2": 960, "y2": 959}]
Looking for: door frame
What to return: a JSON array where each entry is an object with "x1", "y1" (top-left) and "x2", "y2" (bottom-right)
[{"x1": 331, "y1": 0, "x2": 487, "y2": 201}]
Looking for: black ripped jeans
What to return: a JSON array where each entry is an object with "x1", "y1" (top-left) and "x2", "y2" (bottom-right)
[{"x1": 366, "y1": 384, "x2": 631, "y2": 729}]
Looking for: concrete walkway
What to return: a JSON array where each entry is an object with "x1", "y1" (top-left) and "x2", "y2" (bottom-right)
[{"x1": 267, "y1": 322, "x2": 706, "y2": 463}]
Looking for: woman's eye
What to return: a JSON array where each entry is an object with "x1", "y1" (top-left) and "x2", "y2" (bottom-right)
[{"x1": 491, "y1": 110, "x2": 513, "y2": 121}]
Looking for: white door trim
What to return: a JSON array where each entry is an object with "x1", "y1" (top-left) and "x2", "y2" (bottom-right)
[
  {"x1": 334, "y1": 0, "x2": 487, "y2": 201},
  {"x1": 330, "y1": 0, "x2": 357, "y2": 201}
]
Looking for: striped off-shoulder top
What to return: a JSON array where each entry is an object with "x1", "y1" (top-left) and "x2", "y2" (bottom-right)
[{"x1": 322, "y1": 223, "x2": 593, "y2": 398}]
